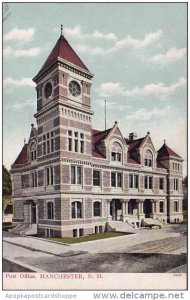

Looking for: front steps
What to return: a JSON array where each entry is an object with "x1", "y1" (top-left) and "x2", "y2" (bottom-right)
[
  {"x1": 107, "y1": 221, "x2": 137, "y2": 233},
  {"x1": 141, "y1": 218, "x2": 164, "y2": 228},
  {"x1": 11, "y1": 223, "x2": 37, "y2": 236}
]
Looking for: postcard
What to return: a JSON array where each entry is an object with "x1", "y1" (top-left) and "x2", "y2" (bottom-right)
[{"x1": 2, "y1": 1, "x2": 187, "y2": 294}]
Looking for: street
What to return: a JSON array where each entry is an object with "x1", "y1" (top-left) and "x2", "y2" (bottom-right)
[{"x1": 3, "y1": 224, "x2": 187, "y2": 273}]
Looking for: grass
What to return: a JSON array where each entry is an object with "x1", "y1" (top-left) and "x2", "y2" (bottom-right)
[{"x1": 46, "y1": 231, "x2": 129, "y2": 244}]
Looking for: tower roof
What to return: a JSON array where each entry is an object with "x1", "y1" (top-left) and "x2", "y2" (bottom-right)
[
  {"x1": 157, "y1": 143, "x2": 182, "y2": 159},
  {"x1": 34, "y1": 34, "x2": 90, "y2": 80}
]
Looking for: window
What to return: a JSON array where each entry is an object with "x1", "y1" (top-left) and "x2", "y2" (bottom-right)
[
  {"x1": 30, "y1": 142, "x2": 37, "y2": 161},
  {"x1": 47, "y1": 202, "x2": 54, "y2": 219},
  {"x1": 31, "y1": 172, "x2": 37, "y2": 187},
  {"x1": 42, "y1": 131, "x2": 55, "y2": 155},
  {"x1": 71, "y1": 166, "x2": 82, "y2": 184},
  {"x1": 93, "y1": 201, "x2": 101, "y2": 217},
  {"x1": 144, "y1": 176, "x2": 153, "y2": 189},
  {"x1": 68, "y1": 130, "x2": 85, "y2": 153},
  {"x1": 174, "y1": 178, "x2": 179, "y2": 191},
  {"x1": 111, "y1": 142, "x2": 122, "y2": 162},
  {"x1": 144, "y1": 150, "x2": 153, "y2": 167},
  {"x1": 79, "y1": 228, "x2": 84, "y2": 237},
  {"x1": 46, "y1": 167, "x2": 54, "y2": 185},
  {"x1": 93, "y1": 170, "x2": 101, "y2": 186},
  {"x1": 174, "y1": 201, "x2": 179, "y2": 212},
  {"x1": 73, "y1": 229, "x2": 77, "y2": 237},
  {"x1": 111, "y1": 172, "x2": 122, "y2": 187},
  {"x1": 72, "y1": 201, "x2": 82, "y2": 218},
  {"x1": 159, "y1": 178, "x2": 164, "y2": 190},
  {"x1": 159, "y1": 201, "x2": 164, "y2": 213},
  {"x1": 173, "y1": 162, "x2": 180, "y2": 171},
  {"x1": 129, "y1": 174, "x2": 139, "y2": 189}
]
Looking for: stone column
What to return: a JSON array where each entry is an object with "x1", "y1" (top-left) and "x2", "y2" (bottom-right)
[{"x1": 107, "y1": 199, "x2": 112, "y2": 221}]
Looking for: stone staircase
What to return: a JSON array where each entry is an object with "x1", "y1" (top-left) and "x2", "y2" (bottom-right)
[
  {"x1": 141, "y1": 218, "x2": 163, "y2": 228},
  {"x1": 11, "y1": 223, "x2": 37, "y2": 236},
  {"x1": 107, "y1": 221, "x2": 137, "y2": 233},
  {"x1": 20, "y1": 224, "x2": 37, "y2": 236},
  {"x1": 11, "y1": 223, "x2": 30, "y2": 235}
]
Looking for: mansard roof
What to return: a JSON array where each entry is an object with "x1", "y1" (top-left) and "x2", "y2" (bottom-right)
[
  {"x1": 34, "y1": 34, "x2": 90, "y2": 79},
  {"x1": 13, "y1": 144, "x2": 28, "y2": 165},
  {"x1": 157, "y1": 143, "x2": 182, "y2": 159}
]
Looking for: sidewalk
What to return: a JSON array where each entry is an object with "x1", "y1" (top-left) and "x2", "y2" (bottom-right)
[
  {"x1": 3, "y1": 232, "x2": 73, "y2": 256},
  {"x1": 3, "y1": 226, "x2": 182, "y2": 256}
]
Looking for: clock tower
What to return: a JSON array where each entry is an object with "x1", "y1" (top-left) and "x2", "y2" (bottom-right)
[{"x1": 32, "y1": 29, "x2": 94, "y2": 161}]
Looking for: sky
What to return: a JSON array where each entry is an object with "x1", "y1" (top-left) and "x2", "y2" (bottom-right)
[{"x1": 3, "y1": 2, "x2": 187, "y2": 175}]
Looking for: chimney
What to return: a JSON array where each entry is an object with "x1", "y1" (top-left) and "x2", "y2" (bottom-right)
[{"x1": 129, "y1": 132, "x2": 137, "y2": 141}]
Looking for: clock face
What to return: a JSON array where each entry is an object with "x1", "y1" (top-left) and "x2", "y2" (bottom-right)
[
  {"x1": 69, "y1": 81, "x2": 81, "y2": 97},
  {"x1": 45, "y1": 82, "x2": 52, "y2": 99}
]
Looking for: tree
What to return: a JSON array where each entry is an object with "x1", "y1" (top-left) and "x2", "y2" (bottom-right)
[
  {"x1": 2, "y1": 165, "x2": 12, "y2": 196},
  {"x1": 183, "y1": 176, "x2": 188, "y2": 210}
]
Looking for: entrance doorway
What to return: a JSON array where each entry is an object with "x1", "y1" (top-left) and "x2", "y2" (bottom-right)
[
  {"x1": 31, "y1": 203, "x2": 37, "y2": 223},
  {"x1": 128, "y1": 199, "x2": 138, "y2": 215},
  {"x1": 143, "y1": 199, "x2": 152, "y2": 218},
  {"x1": 110, "y1": 199, "x2": 122, "y2": 221}
]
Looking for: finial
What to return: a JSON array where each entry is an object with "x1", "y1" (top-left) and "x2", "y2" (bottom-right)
[
  {"x1": 147, "y1": 131, "x2": 150, "y2": 135},
  {"x1": 24, "y1": 138, "x2": 26, "y2": 145},
  {"x1": 61, "y1": 24, "x2": 63, "y2": 36},
  {"x1": 31, "y1": 123, "x2": 34, "y2": 128},
  {"x1": 115, "y1": 120, "x2": 118, "y2": 125},
  {"x1": 164, "y1": 139, "x2": 166, "y2": 145}
]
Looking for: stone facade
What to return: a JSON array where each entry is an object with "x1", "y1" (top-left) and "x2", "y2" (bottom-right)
[{"x1": 10, "y1": 32, "x2": 184, "y2": 238}]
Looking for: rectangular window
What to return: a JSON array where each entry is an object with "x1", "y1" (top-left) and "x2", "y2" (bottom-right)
[
  {"x1": 144, "y1": 176, "x2": 153, "y2": 189},
  {"x1": 159, "y1": 178, "x2": 164, "y2": 190},
  {"x1": 111, "y1": 172, "x2": 116, "y2": 187},
  {"x1": 111, "y1": 152, "x2": 121, "y2": 162},
  {"x1": 31, "y1": 172, "x2": 37, "y2": 187},
  {"x1": 73, "y1": 229, "x2": 77, "y2": 238},
  {"x1": 46, "y1": 167, "x2": 53, "y2": 185},
  {"x1": 129, "y1": 174, "x2": 138, "y2": 188},
  {"x1": 71, "y1": 166, "x2": 82, "y2": 185},
  {"x1": 174, "y1": 178, "x2": 179, "y2": 191},
  {"x1": 68, "y1": 130, "x2": 85, "y2": 153},
  {"x1": 111, "y1": 172, "x2": 122, "y2": 188},
  {"x1": 117, "y1": 173, "x2": 122, "y2": 187},
  {"x1": 43, "y1": 142, "x2": 46, "y2": 155},
  {"x1": 174, "y1": 201, "x2": 179, "y2": 212},
  {"x1": 80, "y1": 140, "x2": 84, "y2": 153},
  {"x1": 74, "y1": 139, "x2": 78, "y2": 152},
  {"x1": 47, "y1": 140, "x2": 50, "y2": 154},
  {"x1": 68, "y1": 138, "x2": 72, "y2": 151},
  {"x1": 51, "y1": 139, "x2": 54, "y2": 152},
  {"x1": 93, "y1": 170, "x2": 101, "y2": 186},
  {"x1": 79, "y1": 228, "x2": 84, "y2": 237}
]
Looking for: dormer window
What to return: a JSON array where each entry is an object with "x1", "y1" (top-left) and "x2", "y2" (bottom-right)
[
  {"x1": 30, "y1": 142, "x2": 37, "y2": 161},
  {"x1": 144, "y1": 150, "x2": 153, "y2": 167},
  {"x1": 111, "y1": 142, "x2": 122, "y2": 162}
]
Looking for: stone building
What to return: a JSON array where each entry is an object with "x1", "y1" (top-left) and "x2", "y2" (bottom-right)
[{"x1": 10, "y1": 31, "x2": 184, "y2": 237}]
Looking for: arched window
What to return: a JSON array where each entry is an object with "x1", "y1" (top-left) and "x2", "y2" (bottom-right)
[
  {"x1": 111, "y1": 142, "x2": 122, "y2": 162},
  {"x1": 30, "y1": 142, "x2": 37, "y2": 161},
  {"x1": 159, "y1": 201, "x2": 164, "y2": 213},
  {"x1": 93, "y1": 201, "x2": 101, "y2": 217},
  {"x1": 144, "y1": 150, "x2": 153, "y2": 167},
  {"x1": 72, "y1": 201, "x2": 82, "y2": 219},
  {"x1": 47, "y1": 202, "x2": 54, "y2": 219}
]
